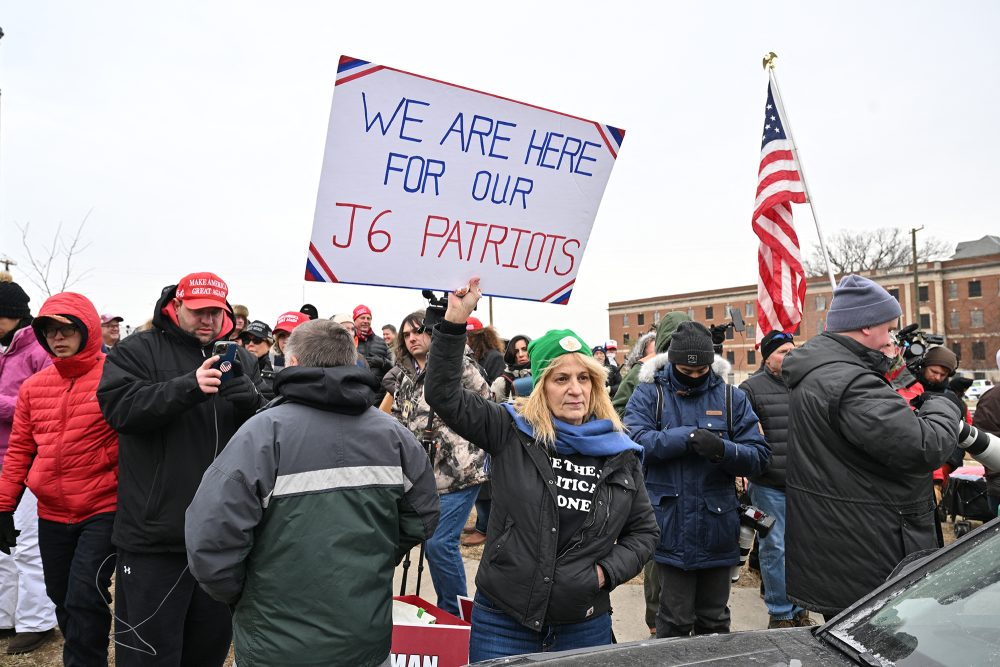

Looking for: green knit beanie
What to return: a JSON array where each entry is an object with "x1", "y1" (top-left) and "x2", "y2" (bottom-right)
[{"x1": 528, "y1": 329, "x2": 592, "y2": 388}]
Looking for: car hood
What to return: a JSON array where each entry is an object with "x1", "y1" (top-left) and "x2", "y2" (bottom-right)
[{"x1": 473, "y1": 628, "x2": 856, "y2": 666}]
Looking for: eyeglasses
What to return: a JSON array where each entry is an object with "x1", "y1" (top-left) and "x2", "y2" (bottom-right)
[
  {"x1": 244, "y1": 336, "x2": 270, "y2": 346},
  {"x1": 43, "y1": 324, "x2": 79, "y2": 339},
  {"x1": 102, "y1": 323, "x2": 120, "y2": 329}
]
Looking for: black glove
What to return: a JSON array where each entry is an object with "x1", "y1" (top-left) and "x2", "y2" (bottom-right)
[
  {"x1": 218, "y1": 373, "x2": 261, "y2": 411},
  {"x1": 0, "y1": 512, "x2": 19, "y2": 556},
  {"x1": 689, "y1": 429, "x2": 726, "y2": 461}
]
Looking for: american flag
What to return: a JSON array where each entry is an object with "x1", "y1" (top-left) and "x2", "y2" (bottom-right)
[{"x1": 753, "y1": 83, "x2": 807, "y2": 345}]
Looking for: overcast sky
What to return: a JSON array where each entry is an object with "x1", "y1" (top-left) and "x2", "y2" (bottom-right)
[{"x1": 2, "y1": 2, "x2": 997, "y2": 345}]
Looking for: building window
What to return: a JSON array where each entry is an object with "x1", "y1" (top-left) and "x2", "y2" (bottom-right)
[
  {"x1": 888, "y1": 287, "x2": 900, "y2": 302},
  {"x1": 918, "y1": 285, "x2": 929, "y2": 302},
  {"x1": 687, "y1": 308, "x2": 695, "y2": 320},
  {"x1": 971, "y1": 310, "x2": 985, "y2": 328},
  {"x1": 972, "y1": 341, "x2": 986, "y2": 361},
  {"x1": 747, "y1": 350, "x2": 756, "y2": 366},
  {"x1": 746, "y1": 324, "x2": 755, "y2": 339},
  {"x1": 705, "y1": 305, "x2": 714, "y2": 320},
  {"x1": 950, "y1": 311, "x2": 960, "y2": 329},
  {"x1": 815, "y1": 295, "x2": 826, "y2": 311},
  {"x1": 622, "y1": 313, "x2": 629, "y2": 327},
  {"x1": 726, "y1": 351, "x2": 735, "y2": 365},
  {"x1": 637, "y1": 313, "x2": 645, "y2": 326},
  {"x1": 817, "y1": 319, "x2": 824, "y2": 334},
  {"x1": 948, "y1": 283, "x2": 958, "y2": 299},
  {"x1": 654, "y1": 311, "x2": 661, "y2": 324},
  {"x1": 623, "y1": 333, "x2": 630, "y2": 345},
  {"x1": 794, "y1": 324, "x2": 801, "y2": 336},
  {"x1": 746, "y1": 302, "x2": 755, "y2": 317},
  {"x1": 724, "y1": 326, "x2": 733, "y2": 340},
  {"x1": 919, "y1": 313, "x2": 931, "y2": 329},
  {"x1": 969, "y1": 280, "x2": 982, "y2": 298},
  {"x1": 952, "y1": 342, "x2": 962, "y2": 360}
]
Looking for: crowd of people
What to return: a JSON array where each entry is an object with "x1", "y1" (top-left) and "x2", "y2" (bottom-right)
[{"x1": 0, "y1": 269, "x2": 994, "y2": 666}]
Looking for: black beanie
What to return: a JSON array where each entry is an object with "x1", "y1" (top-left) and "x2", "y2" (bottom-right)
[
  {"x1": 0, "y1": 282, "x2": 31, "y2": 319},
  {"x1": 667, "y1": 321, "x2": 715, "y2": 367},
  {"x1": 760, "y1": 330, "x2": 794, "y2": 361}
]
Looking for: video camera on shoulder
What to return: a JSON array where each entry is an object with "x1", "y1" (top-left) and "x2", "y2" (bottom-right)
[{"x1": 894, "y1": 323, "x2": 945, "y2": 374}]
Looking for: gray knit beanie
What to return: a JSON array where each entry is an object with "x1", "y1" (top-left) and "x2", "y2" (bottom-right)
[
  {"x1": 667, "y1": 321, "x2": 715, "y2": 367},
  {"x1": 825, "y1": 275, "x2": 902, "y2": 332}
]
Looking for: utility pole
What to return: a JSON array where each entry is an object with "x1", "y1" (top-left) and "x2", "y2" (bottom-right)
[{"x1": 911, "y1": 226, "x2": 923, "y2": 325}]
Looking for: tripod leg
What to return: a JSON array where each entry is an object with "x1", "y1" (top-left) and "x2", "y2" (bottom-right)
[
  {"x1": 415, "y1": 542, "x2": 426, "y2": 598},
  {"x1": 399, "y1": 548, "x2": 412, "y2": 596}
]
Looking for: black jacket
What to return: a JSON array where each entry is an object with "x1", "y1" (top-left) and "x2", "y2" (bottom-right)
[
  {"x1": 97, "y1": 286, "x2": 264, "y2": 553},
  {"x1": 973, "y1": 386, "x2": 1000, "y2": 497},
  {"x1": 425, "y1": 323, "x2": 657, "y2": 628},
  {"x1": 740, "y1": 366, "x2": 790, "y2": 489},
  {"x1": 357, "y1": 333, "x2": 392, "y2": 402},
  {"x1": 782, "y1": 333, "x2": 960, "y2": 614}
]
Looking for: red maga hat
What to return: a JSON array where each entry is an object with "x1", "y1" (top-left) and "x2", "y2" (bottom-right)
[{"x1": 175, "y1": 272, "x2": 229, "y2": 310}]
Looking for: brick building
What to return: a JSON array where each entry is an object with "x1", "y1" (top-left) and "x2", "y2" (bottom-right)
[{"x1": 608, "y1": 238, "x2": 1000, "y2": 384}]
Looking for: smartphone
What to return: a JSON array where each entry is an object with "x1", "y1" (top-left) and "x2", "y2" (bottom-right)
[
  {"x1": 212, "y1": 341, "x2": 239, "y2": 384},
  {"x1": 729, "y1": 307, "x2": 746, "y2": 333}
]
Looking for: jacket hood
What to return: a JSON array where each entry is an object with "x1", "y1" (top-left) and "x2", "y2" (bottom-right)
[
  {"x1": 639, "y1": 352, "x2": 732, "y2": 384},
  {"x1": 273, "y1": 365, "x2": 379, "y2": 414},
  {"x1": 655, "y1": 312, "x2": 692, "y2": 354},
  {"x1": 503, "y1": 334, "x2": 531, "y2": 367},
  {"x1": 782, "y1": 332, "x2": 887, "y2": 391},
  {"x1": 153, "y1": 283, "x2": 236, "y2": 348},
  {"x1": 31, "y1": 292, "x2": 103, "y2": 379}
]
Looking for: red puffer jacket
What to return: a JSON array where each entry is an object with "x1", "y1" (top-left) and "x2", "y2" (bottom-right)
[{"x1": 0, "y1": 292, "x2": 118, "y2": 523}]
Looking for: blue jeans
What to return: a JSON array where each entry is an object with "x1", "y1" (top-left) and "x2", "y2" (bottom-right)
[
  {"x1": 469, "y1": 592, "x2": 612, "y2": 662},
  {"x1": 425, "y1": 484, "x2": 480, "y2": 615},
  {"x1": 749, "y1": 484, "x2": 803, "y2": 621},
  {"x1": 37, "y1": 513, "x2": 116, "y2": 667}
]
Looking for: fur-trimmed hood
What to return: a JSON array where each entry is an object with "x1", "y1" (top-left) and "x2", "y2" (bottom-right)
[{"x1": 638, "y1": 352, "x2": 733, "y2": 384}]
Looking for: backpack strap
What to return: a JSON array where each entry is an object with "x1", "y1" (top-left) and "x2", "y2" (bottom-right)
[
  {"x1": 655, "y1": 381, "x2": 664, "y2": 432},
  {"x1": 726, "y1": 383, "x2": 734, "y2": 440}
]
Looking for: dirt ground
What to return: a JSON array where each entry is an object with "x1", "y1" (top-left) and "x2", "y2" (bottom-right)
[{"x1": 0, "y1": 517, "x2": 975, "y2": 665}]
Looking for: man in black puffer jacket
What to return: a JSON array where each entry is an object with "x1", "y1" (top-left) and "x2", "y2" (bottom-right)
[
  {"x1": 98, "y1": 272, "x2": 265, "y2": 667},
  {"x1": 740, "y1": 330, "x2": 813, "y2": 629},
  {"x1": 783, "y1": 275, "x2": 960, "y2": 620}
]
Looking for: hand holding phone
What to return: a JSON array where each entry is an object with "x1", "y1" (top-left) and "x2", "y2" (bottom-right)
[{"x1": 211, "y1": 341, "x2": 239, "y2": 384}]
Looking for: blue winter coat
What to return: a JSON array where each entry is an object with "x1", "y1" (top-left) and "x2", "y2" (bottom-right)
[{"x1": 624, "y1": 363, "x2": 770, "y2": 570}]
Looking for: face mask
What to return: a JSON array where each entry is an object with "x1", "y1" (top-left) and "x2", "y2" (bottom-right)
[{"x1": 672, "y1": 364, "x2": 710, "y2": 388}]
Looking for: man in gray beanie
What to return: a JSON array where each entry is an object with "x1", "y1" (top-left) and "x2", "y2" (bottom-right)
[{"x1": 781, "y1": 274, "x2": 961, "y2": 620}]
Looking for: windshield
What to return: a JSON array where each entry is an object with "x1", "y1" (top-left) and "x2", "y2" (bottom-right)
[{"x1": 826, "y1": 522, "x2": 1000, "y2": 666}]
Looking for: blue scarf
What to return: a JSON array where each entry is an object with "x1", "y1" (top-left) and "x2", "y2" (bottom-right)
[{"x1": 502, "y1": 403, "x2": 642, "y2": 457}]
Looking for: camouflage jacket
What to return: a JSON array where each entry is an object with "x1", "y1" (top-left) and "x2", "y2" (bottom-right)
[{"x1": 392, "y1": 350, "x2": 489, "y2": 494}]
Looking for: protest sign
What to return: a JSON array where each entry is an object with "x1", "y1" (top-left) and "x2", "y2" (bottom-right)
[{"x1": 306, "y1": 56, "x2": 624, "y2": 304}]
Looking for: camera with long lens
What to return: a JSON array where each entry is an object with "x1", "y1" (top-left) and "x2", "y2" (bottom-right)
[
  {"x1": 958, "y1": 422, "x2": 1000, "y2": 470},
  {"x1": 731, "y1": 504, "x2": 776, "y2": 583},
  {"x1": 894, "y1": 323, "x2": 946, "y2": 374}
]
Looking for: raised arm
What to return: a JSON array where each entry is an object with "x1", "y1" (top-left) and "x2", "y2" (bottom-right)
[{"x1": 423, "y1": 278, "x2": 516, "y2": 455}]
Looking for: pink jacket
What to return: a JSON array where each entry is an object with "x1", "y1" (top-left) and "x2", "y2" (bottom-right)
[{"x1": 0, "y1": 326, "x2": 52, "y2": 458}]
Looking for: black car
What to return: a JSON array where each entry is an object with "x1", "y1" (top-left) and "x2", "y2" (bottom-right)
[{"x1": 475, "y1": 518, "x2": 1000, "y2": 666}]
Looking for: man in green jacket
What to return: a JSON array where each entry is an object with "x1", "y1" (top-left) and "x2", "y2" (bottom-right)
[{"x1": 185, "y1": 319, "x2": 439, "y2": 667}]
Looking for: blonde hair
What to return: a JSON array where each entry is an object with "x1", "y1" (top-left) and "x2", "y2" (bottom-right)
[{"x1": 513, "y1": 353, "x2": 624, "y2": 446}]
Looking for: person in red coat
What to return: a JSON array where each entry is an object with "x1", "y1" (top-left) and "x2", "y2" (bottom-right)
[{"x1": 0, "y1": 292, "x2": 118, "y2": 667}]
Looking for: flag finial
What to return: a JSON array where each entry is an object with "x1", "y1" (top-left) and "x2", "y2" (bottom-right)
[{"x1": 762, "y1": 52, "x2": 778, "y2": 70}]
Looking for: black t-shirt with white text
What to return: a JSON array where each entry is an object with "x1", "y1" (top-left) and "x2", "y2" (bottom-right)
[{"x1": 550, "y1": 453, "x2": 607, "y2": 553}]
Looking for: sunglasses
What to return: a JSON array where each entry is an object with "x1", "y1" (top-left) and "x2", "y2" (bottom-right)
[
  {"x1": 43, "y1": 324, "x2": 79, "y2": 339},
  {"x1": 770, "y1": 332, "x2": 794, "y2": 342},
  {"x1": 243, "y1": 336, "x2": 268, "y2": 345}
]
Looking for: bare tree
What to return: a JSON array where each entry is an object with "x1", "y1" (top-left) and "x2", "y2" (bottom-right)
[
  {"x1": 15, "y1": 213, "x2": 93, "y2": 297},
  {"x1": 804, "y1": 227, "x2": 951, "y2": 276}
]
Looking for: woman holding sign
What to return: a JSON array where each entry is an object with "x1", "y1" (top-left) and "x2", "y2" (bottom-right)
[{"x1": 424, "y1": 278, "x2": 657, "y2": 661}]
